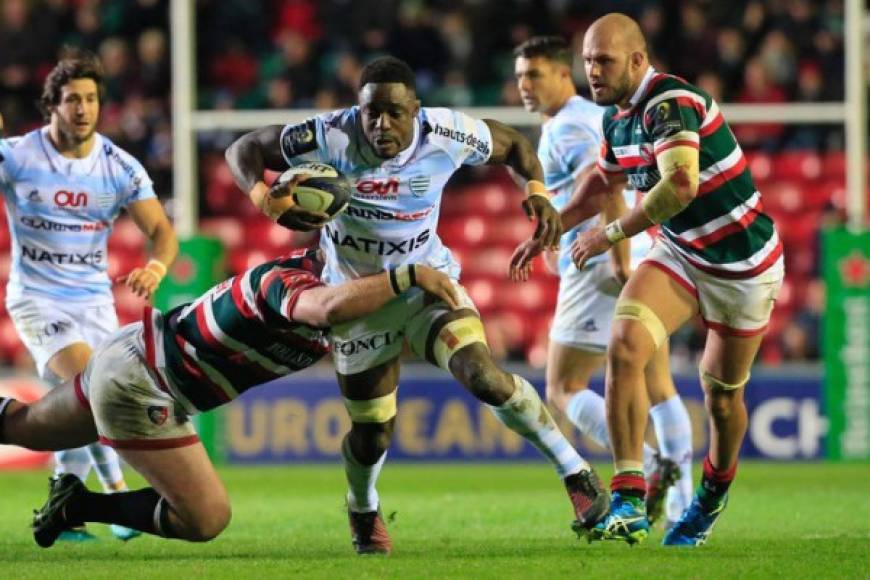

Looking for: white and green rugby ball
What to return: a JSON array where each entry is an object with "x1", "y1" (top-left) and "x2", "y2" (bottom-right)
[{"x1": 277, "y1": 162, "x2": 352, "y2": 218}]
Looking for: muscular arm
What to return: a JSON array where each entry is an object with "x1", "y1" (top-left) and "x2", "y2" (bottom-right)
[
  {"x1": 570, "y1": 144, "x2": 700, "y2": 269},
  {"x1": 560, "y1": 167, "x2": 628, "y2": 231},
  {"x1": 225, "y1": 125, "x2": 289, "y2": 209},
  {"x1": 484, "y1": 119, "x2": 560, "y2": 248},
  {"x1": 293, "y1": 272, "x2": 403, "y2": 328},
  {"x1": 483, "y1": 119, "x2": 544, "y2": 182},
  {"x1": 122, "y1": 198, "x2": 179, "y2": 299},
  {"x1": 614, "y1": 143, "x2": 699, "y2": 239},
  {"x1": 293, "y1": 266, "x2": 459, "y2": 328},
  {"x1": 127, "y1": 198, "x2": 179, "y2": 267},
  {"x1": 600, "y1": 183, "x2": 631, "y2": 281}
]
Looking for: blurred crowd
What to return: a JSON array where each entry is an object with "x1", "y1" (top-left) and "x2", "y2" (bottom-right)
[{"x1": 0, "y1": 0, "x2": 851, "y2": 368}]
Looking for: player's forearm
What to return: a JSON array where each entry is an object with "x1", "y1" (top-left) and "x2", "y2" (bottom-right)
[
  {"x1": 603, "y1": 146, "x2": 699, "y2": 244},
  {"x1": 225, "y1": 132, "x2": 269, "y2": 201},
  {"x1": 148, "y1": 221, "x2": 179, "y2": 270},
  {"x1": 560, "y1": 169, "x2": 614, "y2": 231},
  {"x1": 484, "y1": 120, "x2": 544, "y2": 183},
  {"x1": 297, "y1": 266, "x2": 423, "y2": 327},
  {"x1": 322, "y1": 271, "x2": 404, "y2": 325},
  {"x1": 505, "y1": 137, "x2": 545, "y2": 184},
  {"x1": 601, "y1": 189, "x2": 631, "y2": 268}
]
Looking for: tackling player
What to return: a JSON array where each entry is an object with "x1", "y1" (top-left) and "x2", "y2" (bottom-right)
[
  {"x1": 0, "y1": 250, "x2": 461, "y2": 547},
  {"x1": 512, "y1": 36, "x2": 693, "y2": 527},
  {"x1": 226, "y1": 56, "x2": 610, "y2": 554},
  {"x1": 513, "y1": 14, "x2": 784, "y2": 546},
  {"x1": 0, "y1": 49, "x2": 178, "y2": 541}
]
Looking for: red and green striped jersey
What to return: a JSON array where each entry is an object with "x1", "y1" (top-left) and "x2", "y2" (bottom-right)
[
  {"x1": 597, "y1": 68, "x2": 782, "y2": 278},
  {"x1": 142, "y1": 250, "x2": 330, "y2": 413}
]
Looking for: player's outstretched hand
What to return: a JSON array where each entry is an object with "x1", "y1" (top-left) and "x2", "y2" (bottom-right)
[
  {"x1": 571, "y1": 226, "x2": 611, "y2": 270},
  {"x1": 415, "y1": 266, "x2": 461, "y2": 310},
  {"x1": 522, "y1": 195, "x2": 561, "y2": 250},
  {"x1": 263, "y1": 175, "x2": 329, "y2": 232},
  {"x1": 509, "y1": 238, "x2": 543, "y2": 282}
]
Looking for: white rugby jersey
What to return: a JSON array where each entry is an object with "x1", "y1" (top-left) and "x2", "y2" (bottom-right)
[
  {"x1": 279, "y1": 107, "x2": 492, "y2": 284},
  {"x1": 0, "y1": 127, "x2": 156, "y2": 302},
  {"x1": 539, "y1": 96, "x2": 652, "y2": 276}
]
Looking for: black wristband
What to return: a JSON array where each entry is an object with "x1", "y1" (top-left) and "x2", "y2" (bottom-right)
[{"x1": 388, "y1": 267, "x2": 401, "y2": 295}]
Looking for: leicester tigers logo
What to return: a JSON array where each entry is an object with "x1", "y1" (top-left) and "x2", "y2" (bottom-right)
[{"x1": 147, "y1": 405, "x2": 169, "y2": 426}]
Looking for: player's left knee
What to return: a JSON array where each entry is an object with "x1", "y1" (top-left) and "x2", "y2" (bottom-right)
[
  {"x1": 348, "y1": 419, "x2": 395, "y2": 464},
  {"x1": 702, "y1": 371, "x2": 748, "y2": 421},
  {"x1": 610, "y1": 299, "x2": 667, "y2": 368},
  {"x1": 426, "y1": 313, "x2": 488, "y2": 372}
]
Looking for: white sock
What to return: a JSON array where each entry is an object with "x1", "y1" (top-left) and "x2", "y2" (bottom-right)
[
  {"x1": 565, "y1": 389, "x2": 657, "y2": 475},
  {"x1": 650, "y1": 395, "x2": 694, "y2": 521},
  {"x1": 87, "y1": 443, "x2": 126, "y2": 492},
  {"x1": 54, "y1": 448, "x2": 93, "y2": 483},
  {"x1": 342, "y1": 437, "x2": 386, "y2": 513},
  {"x1": 489, "y1": 375, "x2": 588, "y2": 478}
]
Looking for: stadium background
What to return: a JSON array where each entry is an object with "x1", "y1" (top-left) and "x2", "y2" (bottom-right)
[{"x1": 0, "y1": 0, "x2": 865, "y2": 469}]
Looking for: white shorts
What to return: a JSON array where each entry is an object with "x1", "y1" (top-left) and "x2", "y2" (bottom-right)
[
  {"x1": 549, "y1": 262, "x2": 623, "y2": 353},
  {"x1": 330, "y1": 284, "x2": 480, "y2": 375},
  {"x1": 6, "y1": 296, "x2": 118, "y2": 379},
  {"x1": 77, "y1": 323, "x2": 198, "y2": 449},
  {"x1": 642, "y1": 239, "x2": 784, "y2": 336}
]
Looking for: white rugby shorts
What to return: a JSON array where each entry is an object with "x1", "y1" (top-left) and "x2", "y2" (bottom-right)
[
  {"x1": 7, "y1": 296, "x2": 118, "y2": 378},
  {"x1": 641, "y1": 239, "x2": 784, "y2": 336},
  {"x1": 549, "y1": 261, "x2": 623, "y2": 353},
  {"x1": 76, "y1": 323, "x2": 198, "y2": 449}
]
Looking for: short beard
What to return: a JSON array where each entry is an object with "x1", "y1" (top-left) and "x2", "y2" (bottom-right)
[
  {"x1": 59, "y1": 123, "x2": 95, "y2": 147},
  {"x1": 594, "y1": 65, "x2": 633, "y2": 106},
  {"x1": 72, "y1": 128, "x2": 95, "y2": 144}
]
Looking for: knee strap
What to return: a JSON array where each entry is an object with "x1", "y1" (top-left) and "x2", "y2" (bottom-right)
[
  {"x1": 614, "y1": 299, "x2": 668, "y2": 348},
  {"x1": 430, "y1": 315, "x2": 488, "y2": 371},
  {"x1": 343, "y1": 391, "x2": 397, "y2": 424},
  {"x1": 701, "y1": 370, "x2": 750, "y2": 391}
]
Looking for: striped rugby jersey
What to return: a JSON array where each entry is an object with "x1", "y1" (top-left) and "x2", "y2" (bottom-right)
[
  {"x1": 279, "y1": 107, "x2": 493, "y2": 285},
  {"x1": 539, "y1": 95, "x2": 652, "y2": 275},
  {"x1": 0, "y1": 127, "x2": 156, "y2": 303},
  {"x1": 141, "y1": 250, "x2": 330, "y2": 414},
  {"x1": 596, "y1": 68, "x2": 782, "y2": 279}
]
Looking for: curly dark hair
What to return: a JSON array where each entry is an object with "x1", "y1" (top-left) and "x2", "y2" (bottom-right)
[
  {"x1": 359, "y1": 56, "x2": 416, "y2": 92},
  {"x1": 39, "y1": 47, "x2": 105, "y2": 119}
]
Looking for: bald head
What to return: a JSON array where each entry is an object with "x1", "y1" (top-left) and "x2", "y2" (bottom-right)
[
  {"x1": 582, "y1": 13, "x2": 650, "y2": 107},
  {"x1": 587, "y1": 13, "x2": 647, "y2": 55}
]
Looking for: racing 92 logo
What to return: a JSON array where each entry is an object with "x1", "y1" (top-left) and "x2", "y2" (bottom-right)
[{"x1": 54, "y1": 190, "x2": 88, "y2": 207}]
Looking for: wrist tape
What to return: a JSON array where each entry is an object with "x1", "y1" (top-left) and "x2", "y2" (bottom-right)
[{"x1": 389, "y1": 264, "x2": 417, "y2": 295}]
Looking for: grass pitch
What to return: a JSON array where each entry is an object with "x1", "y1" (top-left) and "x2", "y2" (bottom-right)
[{"x1": 0, "y1": 462, "x2": 867, "y2": 579}]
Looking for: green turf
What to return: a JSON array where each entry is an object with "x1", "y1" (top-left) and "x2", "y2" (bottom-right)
[{"x1": 0, "y1": 462, "x2": 868, "y2": 579}]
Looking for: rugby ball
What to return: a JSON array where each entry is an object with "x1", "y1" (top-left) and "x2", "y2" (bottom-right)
[{"x1": 276, "y1": 162, "x2": 351, "y2": 218}]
